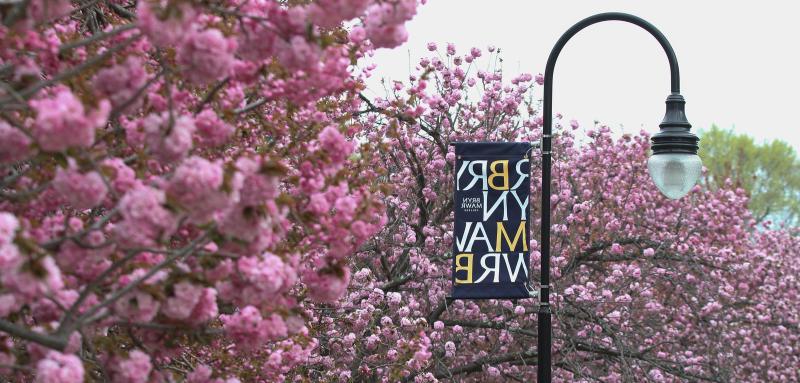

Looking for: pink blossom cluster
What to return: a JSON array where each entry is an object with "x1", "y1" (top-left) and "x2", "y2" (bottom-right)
[
  {"x1": 52, "y1": 160, "x2": 108, "y2": 210},
  {"x1": 114, "y1": 185, "x2": 177, "y2": 247},
  {"x1": 0, "y1": 0, "x2": 420, "y2": 380},
  {"x1": 186, "y1": 364, "x2": 241, "y2": 383},
  {"x1": 214, "y1": 252, "x2": 298, "y2": 310},
  {"x1": 220, "y1": 306, "x2": 289, "y2": 351},
  {"x1": 194, "y1": 109, "x2": 235, "y2": 148},
  {"x1": 177, "y1": 29, "x2": 237, "y2": 85},
  {"x1": 166, "y1": 156, "x2": 230, "y2": 223},
  {"x1": 35, "y1": 351, "x2": 84, "y2": 383},
  {"x1": 0, "y1": 121, "x2": 31, "y2": 164},
  {"x1": 131, "y1": 112, "x2": 196, "y2": 163},
  {"x1": 30, "y1": 87, "x2": 110, "y2": 152},
  {"x1": 94, "y1": 56, "x2": 151, "y2": 112},
  {"x1": 108, "y1": 350, "x2": 152, "y2": 383},
  {"x1": 364, "y1": 0, "x2": 418, "y2": 48}
]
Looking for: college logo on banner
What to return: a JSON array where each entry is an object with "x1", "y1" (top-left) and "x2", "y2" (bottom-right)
[{"x1": 451, "y1": 142, "x2": 534, "y2": 299}]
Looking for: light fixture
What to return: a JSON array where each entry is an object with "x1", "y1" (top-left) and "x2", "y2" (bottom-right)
[
  {"x1": 648, "y1": 94, "x2": 701, "y2": 199},
  {"x1": 538, "y1": 12, "x2": 699, "y2": 383}
]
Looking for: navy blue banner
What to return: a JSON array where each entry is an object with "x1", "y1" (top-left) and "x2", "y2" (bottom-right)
[{"x1": 451, "y1": 143, "x2": 534, "y2": 299}]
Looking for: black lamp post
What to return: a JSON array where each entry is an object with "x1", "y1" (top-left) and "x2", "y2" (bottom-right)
[{"x1": 538, "y1": 12, "x2": 701, "y2": 383}]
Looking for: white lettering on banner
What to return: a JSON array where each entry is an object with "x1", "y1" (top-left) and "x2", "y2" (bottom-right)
[
  {"x1": 503, "y1": 252, "x2": 529, "y2": 282},
  {"x1": 474, "y1": 253, "x2": 500, "y2": 283},
  {"x1": 455, "y1": 222, "x2": 493, "y2": 252},
  {"x1": 483, "y1": 190, "x2": 509, "y2": 221}
]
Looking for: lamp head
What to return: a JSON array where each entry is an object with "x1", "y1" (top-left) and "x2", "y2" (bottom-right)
[{"x1": 648, "y1": 94, "x2": 702, "y2": 199}]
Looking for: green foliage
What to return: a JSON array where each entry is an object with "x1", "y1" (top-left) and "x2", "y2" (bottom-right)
[{"x1": 699, "y1": 125, "x2": 800, "y2": 225}]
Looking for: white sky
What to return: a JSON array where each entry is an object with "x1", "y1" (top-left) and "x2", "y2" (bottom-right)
[{"x1": 364, "y1": 0, "x2": 800, "y2": 152}]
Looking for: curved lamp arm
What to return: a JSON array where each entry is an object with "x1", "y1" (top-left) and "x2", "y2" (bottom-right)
[
  {"x1": 537, "y1": 12, "x2": 700, "y2": 383},
  {"x1": 543, "y1": 12, "x2": 681, "y2": 136}
]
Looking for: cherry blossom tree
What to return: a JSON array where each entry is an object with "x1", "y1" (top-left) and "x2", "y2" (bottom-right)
[
  {"x1": 301, "y1": 44, "x2": 800, "y2": 382},
  {"x1": 0, "y1": 0, "x2": 419, "y2": 381},
  {"x1": 1, "y1": 0, "x2": 797, "y2": 381}
]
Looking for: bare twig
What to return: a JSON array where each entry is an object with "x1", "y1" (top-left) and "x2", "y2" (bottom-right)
[{"x1": 58, "y1": 23, "x2": 137, "y2": 54}]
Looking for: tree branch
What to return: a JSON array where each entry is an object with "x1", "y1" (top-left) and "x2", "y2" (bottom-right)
[{"x1": 0, "y1": 319, "x2": 67, "y2": 351}]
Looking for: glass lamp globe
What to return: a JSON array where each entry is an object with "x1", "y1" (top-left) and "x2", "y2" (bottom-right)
[{"x1": 647, "y1": 153, "x2": 702, "y2": 199}]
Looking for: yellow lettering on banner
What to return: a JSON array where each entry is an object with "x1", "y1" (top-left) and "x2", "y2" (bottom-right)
[
  {"x1": 455, "y1": 253, "x2": 473, "y2": 284},
  {"x1": 488, "y1": 160, "x2": 509, "y2": 190},
  {"x1": 496, "y1": 221, "x2": 528, "y2": 251}
]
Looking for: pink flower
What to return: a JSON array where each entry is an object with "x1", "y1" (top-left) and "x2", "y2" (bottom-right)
[
  {"x1": 30, "y1": 88, "x2": 110, "y2": 152},
  {"x1": 366, "y1": 23, "x2": 408, "y2": 49},
  {"x1": 221, "y1": 306, "x2": 288, "y2": 351},
  {"x1": 408, "y1": 335, "x2": 432, "y2": 370},
  {"x1": 0, "y1": 121, "x2": 32, "y2": 163},
  {"x1": 643, "y1": 248, "x2": 655, "y2": 257},
  {"x1": 648, "y1": 368, "x2": 665, "y2": 381},
  {"x1": 30, "y1": 289, "x2": 78, "y2": 322},
  {"x1": 186, "y1": 365, "x2": 213, "y2": 383},
  {"x1": 166, "y1": 156, "x2": 230, "y2": 223},
  {"x1": 444, "y1": 341, "x2": 456, "y2": 357},
  {"x1": 217, "y1": 202, "x2": 273, "y2": 243},
  {"x1": 303, "y1": 265, "x2": 351, "y2": 303},
  {"x1": 261, "y1": 313, "x2": 288, "y2": 340},
  {"x1": 387, "y1": 291, "x2": 401, "y2": 306},
  {"x1": 235, "y1": 156, "x2": 281, "y2": 206},
  {"x1": 137, "y1": 1, "x2": 196, "y2": 47},
  {"x1": 194, "y1": 109, "x2": 234, "y2": 148},
  {"x1": 115, "y1": 185, "x2": 177, "y2": 247},
  {"x1": 276, "y1": 36, "x2": 321, "y2": 72},
  {"x1": 114, "y1": 291, "x2": 160, "y2": 322},
  {"x1": 162, "y1": 281, "x2": 204, "y2": 320},
  {"x1": 535, "y1": 73, "x2": 544, "y2": 85},
  {"x1": 236, "y1": 252, "x2": 295, "y2": 297},
  {"x1": 308, "y1": 0, "x2": 370, "y2": 28},
  {"x1": 334, "y1": 196, "x2": 358, "y2": 221},
  {"x1": 139, "y1": 112, "x2": 196, "y2": 163},
  {"x1": 364, "y1": 1, "x2": 417, "y2": 49},
  {"x1": 426, "y1": 42, "x2": 437, "y2": 51},
  {"x1": 236, "y1": 1, "x2": 278, "y2": 62},
  {"x1": 318, "y1": 125, "x2": 353, "y2": 164},
  {"x1": 221, "y1": 306, "x2": 264, "y2": 350},
  {"x1": 110, "y1": 350, "x2": 151, "y2": 383},
  {"x1": 28, "y1": 0, "x2": 72, "y2": 24},
  {"x1": 0, "y1": 294, "x2": 20, "y2": 318},
  {"x1": 0, "y1": 243, "x2": 20, "y2": 271},
  {"x1": 307, "y1": 193, "x2": 330, "y2": 214},
  {"x1": 100, "y1": 157, "x2": 138, "y2": 194},
  {"x1": 3, "y1": 256, "x2": 64, "y2": 299},
  {"x1": 188, "y1": 288, "x2": 218, "y2": 324},
  {"x1": 35, "y1": 351, "x2": 84, "y2": 383},
  {"x1": 94, "y1": 56, "x2": 150, "y2": 112},
  {"x1": 0, "y1": 212, "x2": 18, "y2": 249},
  {"x1": 52, "y1": 162, "x2": 108, "y2": 210},
  {"x1": 349, "y1": 27, "x2": 366, "y2": 44},
  {"x1": 178, "y1": 28, "x2": 236, "y2": 84}
]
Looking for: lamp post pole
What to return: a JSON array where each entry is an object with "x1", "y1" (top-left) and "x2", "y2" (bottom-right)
[{"x1": 538, "y1": 12, "x2": 698, "y2": 383}]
